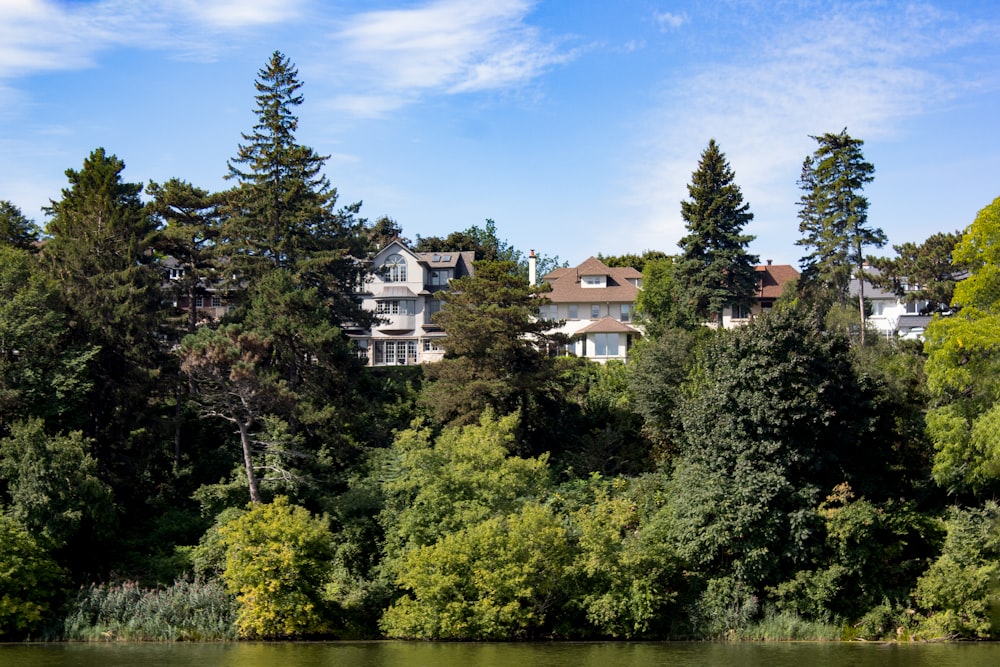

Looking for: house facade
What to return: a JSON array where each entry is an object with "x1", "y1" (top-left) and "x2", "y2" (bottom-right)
[
  {"x1": 540, "y1": 257, "x2": 643, "y2": 363},
  {"x1": 720, "y1": 262, "x2": 799, "y2": 329},
  {"x1": 850, "y1": 268, "x2": 931, "y2": 339},
  {"x1": 352, "y1": 240, "x2": 475, "y2": 366}
]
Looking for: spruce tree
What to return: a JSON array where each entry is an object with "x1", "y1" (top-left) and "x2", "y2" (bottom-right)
[
  {"x1": 796, "y1": 129, "x2": 886, "y2": 340},
  {"x1": 675, "y1": 139, "x2": 759, "y2": 327},
  {"x1": 224, "y1": 51, "x2": 367, "y2": 325}
]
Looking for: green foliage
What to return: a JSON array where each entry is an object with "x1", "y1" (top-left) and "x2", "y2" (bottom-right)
[
  {"x1": 0, "y1": 514, "x2": 64, "y2": 639},
  {"x1": 0, "y1": 418, "x2": 115, "y2": 550},
  {"x1": 380, "y1": 413, "x2": 550, "y2": 556},
  {"x1": 924, "y1": 195, "x2": 1000, "y2": 494},
  {"x1": 796, "y1": 129, "x2": 885, "y2": 327},
  {"x1": 568, "y1": 476, "x2": 678, "y2": 637},
  {"x1": 627, "y1": 327, "x2": 701, "y2": 461},
  {"x1": 769, "y1": 484, "x2": 937, "y2": 623},
  {"x1": 421, "y1": 260, "x2": 564, "y2": 443},
  {"x1": 218, "y1": 496, "x2": 336, "y2": 638},
  {"x1": 597, "y1": 250, "x2": 670, "y2": 274},
  {"x1": 913, "y1": 502, "x2": 1000, "y2": 639},
  {"x1": 381, "y1": 502, "x2": 571, "y2": 639},
  {"x1": 0, "y1": 200, "x2": 39, "y2": 250},
  {"x1": 180, "y1": 324, "x2": 294, "y2": 504},
  {"x1": 39, "y1": 147, "x2": 167, "y2": 485},
  {"x1": 687, "y1": 576, "x2": 760, "y2": 638},
  {"x1": 147, "y1": 178, "x2": 223, "y2": 335},
  {"x1": 635, "y1": 255, "x2": 699, "y2": 335},
  {"x1": 224, "y1": 51, "x2": 368, "y2": 323},
  {"x1": 62, "y1": 579, "x2": 237, "y2": 641},
  {"x1": 0, "y1": 245, "x2": 98, "y2": 430},
  {"x1": 670, "y1": 307, "x2": 872, "y2": 593},
  {"x1": 675, "y1": 139, "x2": 758, "y2": 326},
  {"x1": 868, "y1": 231, "x2": 966, "y2": 314}
]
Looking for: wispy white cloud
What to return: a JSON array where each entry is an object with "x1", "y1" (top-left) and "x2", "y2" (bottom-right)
[
  {"x1": 625, "y1": 4, "x2": 1000, "y2": 258},
  {"x1": 0, "y1": 0, "x2": 308, "y2": 80},
  {"x1": 327, "y1": 0, "x2": 575, "y2": 117},
  {"x1": 654, "y1": 11, "x2": 688, "y2": 31}
]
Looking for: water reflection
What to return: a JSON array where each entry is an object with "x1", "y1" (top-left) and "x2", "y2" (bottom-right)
[{"x1": 2, "y1": 641, "x2": 999, "y2": 667}]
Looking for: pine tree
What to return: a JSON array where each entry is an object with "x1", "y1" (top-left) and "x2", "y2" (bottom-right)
[
  {"x1": 0, "y1": 200, "x2": 40, "y2": 251},
  {"x1": 796, "y1": 129, "x2": 886, "y2": 340},
  {"x1": 224, "y1": 51, "x2": 367, "y2": 325},
  {"x1": 147, "y1": 178, "x2": 224, "y2": 335},
  {"x1": 41, "y1": 148, "x2": 164, "y2": 445},
  {"x1": 675, "y1": 139, "x2": 759, "y2": 327}
]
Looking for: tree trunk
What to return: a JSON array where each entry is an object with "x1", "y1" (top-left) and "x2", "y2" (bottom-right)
[{"x1": 238, "y1": 421, "x2": 263, "y2": 504}]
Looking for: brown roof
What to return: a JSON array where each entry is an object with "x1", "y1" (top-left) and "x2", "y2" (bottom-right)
[
  {"x1": 543, "y1": 257, "x2": 641, "y2": 304},
  {"x1": 756, "y1": 264, "x2": 798, "y2": 300},
  {"x1": 575, "y1": 316, "x2": 641, "y2": 335}
]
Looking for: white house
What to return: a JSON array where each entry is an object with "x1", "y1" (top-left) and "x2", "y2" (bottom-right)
[
  {"x1": 352, "y1": 240, "x2": 475, "y2": 366},
  {"x1": 540, "y1": 256, "x2": 643, "y2": 363}
]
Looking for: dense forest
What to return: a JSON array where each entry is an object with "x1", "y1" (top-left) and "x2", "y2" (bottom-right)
[{"x1": 1, "y1": 52, "x2": 997, "y2": 642}]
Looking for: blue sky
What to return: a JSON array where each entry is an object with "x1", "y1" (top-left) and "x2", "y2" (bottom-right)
[{"x1": 1, "y1": 1, "x2": 999, "y2": 267}]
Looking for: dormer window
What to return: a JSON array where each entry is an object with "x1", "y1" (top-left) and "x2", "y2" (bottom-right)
[
  {"x1": 582, "y1": 275, "x2": 606, "y2": 288},
  {"x1": 384, "y1": 254, "x2": 407, "y2": 282},
  {"x1": 430, "y1": 269, "x2": 452, "y2": 286},
  {"x1": 168, "y1": 267, "x2": 185, "y2": 280}
]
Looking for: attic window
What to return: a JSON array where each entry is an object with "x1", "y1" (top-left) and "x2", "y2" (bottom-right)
[
  {"x1": 442, "y1": 254, "x2": 452, "y2": 262},
  {"x1": 582, "y1": 275, "x2": 606, "y2": 288},
  {"x1": 432, "y1": 254, "x2": 440, "y2": 262}
]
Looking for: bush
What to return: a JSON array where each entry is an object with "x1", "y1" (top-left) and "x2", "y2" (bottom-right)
[
  {"x1": 913, "y1": 502, "x2": 1000, "y2": 639},
  {"x1": 0, "y1": 515, "x2": 64, "y2": 639},
  {"x1": 218, "y1": 497, "x2": 336, "y2": 638}
]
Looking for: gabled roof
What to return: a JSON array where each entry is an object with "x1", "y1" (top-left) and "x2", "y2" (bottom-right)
[
  {"x1": 756, "y1": 264, "x2": 798, "y2": 299},
  {"x1": 575, "y1": 316, "x2": 641, "y2": 335},
  {"x1": 543, "y1": 257, "x2": 641, "y2": 304}
]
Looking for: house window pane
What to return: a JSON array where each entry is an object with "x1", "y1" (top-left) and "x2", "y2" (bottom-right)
[
  {"x1": 620, "y1": 304, "x2": 631, "y2": 322},
  {"x1": 568, "y1": 305, "x2": 578, "y2": 319},
  {"x1": 430, "y1": 269, "x2": 452, "y2": 286},
  {"x1": 591, "y1": 305, "x2": 600, "y2": 319},
  {"x1": 385, "y1": 254, "x2": 407, "y2": 282}
]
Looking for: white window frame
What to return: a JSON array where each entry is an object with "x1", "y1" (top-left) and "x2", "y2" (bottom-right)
[{"x1": 384, "y1": 254, "x2": 407, "y2": 282}]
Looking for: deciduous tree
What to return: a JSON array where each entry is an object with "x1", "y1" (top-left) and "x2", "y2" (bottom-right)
[
  {"x1": 924, "y1": 195, "x2": 1000, "y2": 494},
  {"x1": 219, "y1": 496, "x2": 336, "y2": 638}
]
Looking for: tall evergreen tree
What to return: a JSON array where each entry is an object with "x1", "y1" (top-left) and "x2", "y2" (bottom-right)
[
  {"x1": 41, "y1": 148, "x2": 164, "y2": 448},
  {"x1": 224, "y1": 51, "x2": 367, "y2": 326},
  {"x1": 796, "y1": 129, "x2": 886, "y2": 341},
  {"x1": 675, "y1": 140, "x2": 759, "y2": 327}
]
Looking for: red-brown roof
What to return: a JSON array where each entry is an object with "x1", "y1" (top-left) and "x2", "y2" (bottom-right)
[
  {"x1": 756, "y1": 264, "x2": 798, "y2": 300},
  {"x1": 543, "y1": 257, "x2": 640, "y2": 304},
  {"x1": 575, "y1": 316, "x2": 641, "y2": 335}
]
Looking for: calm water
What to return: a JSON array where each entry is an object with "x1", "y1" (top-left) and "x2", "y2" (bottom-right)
[{"x1": 2, "y1": 642, "x2": 1000, "y2": 667}]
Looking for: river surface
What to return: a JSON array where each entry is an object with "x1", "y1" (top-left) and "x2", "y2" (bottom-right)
[{"x1": 2, "y1": 641, "x2": 999, "y2": 667}]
